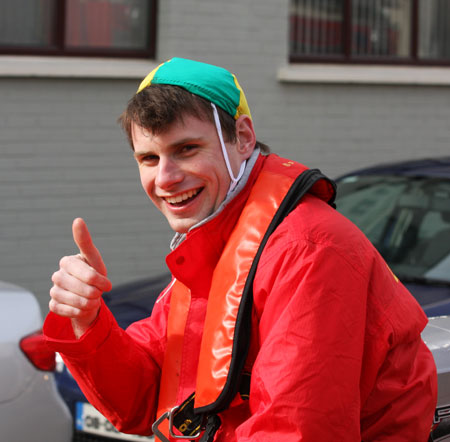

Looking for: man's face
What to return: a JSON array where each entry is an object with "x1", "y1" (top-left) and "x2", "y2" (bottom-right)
[{"x1": 132, "y1": 115, "x2": 246, "y2": 233}]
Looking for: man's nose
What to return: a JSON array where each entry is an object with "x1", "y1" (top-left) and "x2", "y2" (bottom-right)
[{"x1": 155, "y1": 157, "x2": 184, "y2": 189}]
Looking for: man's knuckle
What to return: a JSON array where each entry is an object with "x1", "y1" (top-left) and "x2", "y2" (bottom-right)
[
  {"x1": 50, "y1": 300, "x2": 67, "y2": 317},
  {"x1": 84, "y1": 285, "x2": 94, "y2": 296},
  {"x1": 70, "y1": 307, "x2": 82, "y2": 318},
  {"x1": 85, "y1": 285, "x2": 98, "y2": 299},
  {"x1": 81, "y1": 295, "x2": 96, "y2": 310},
  {"x1": 49, "y1": 285, "x2": 61, "y2": 299},
  {"x1": 59, "y1": 256, "x2": 69, "y2": 267},
  {"x1": 51, "y1": 271, "x2": 61, "y2": 284},
  {"x1": 76, "y1": 297, "x2": 87, "y2": 310},
  {"x1": 48, "y1": 298, "x2": 56, "y2": 311},
  {"x1": 85, "y1": 270, "x2": 98, "y2": 286}
]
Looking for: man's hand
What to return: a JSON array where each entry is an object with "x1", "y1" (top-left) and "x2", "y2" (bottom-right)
[{"x1": 49, "y1": 218, "x2": 112, "y2": 338}]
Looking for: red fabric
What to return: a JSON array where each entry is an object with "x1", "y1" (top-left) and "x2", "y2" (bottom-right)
[{"x1": 44, "y1": 154, "x2": 437, "y2": 441}]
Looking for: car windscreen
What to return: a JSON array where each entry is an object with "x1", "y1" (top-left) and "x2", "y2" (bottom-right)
[{"x1": 335, "y1": 174, "x2": 450, "y2": 284}]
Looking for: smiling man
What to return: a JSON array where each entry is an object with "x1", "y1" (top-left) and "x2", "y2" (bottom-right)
[{"x1": 44, "y1": 58, "x2": 437, "y2": 442}]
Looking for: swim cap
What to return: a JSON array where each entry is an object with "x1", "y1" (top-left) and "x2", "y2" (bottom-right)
[{"x1": 137, "y1": 57, "x2": 252, "y2": 121}]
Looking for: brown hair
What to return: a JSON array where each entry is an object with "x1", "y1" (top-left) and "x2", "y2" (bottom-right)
[{"x1": 118, "y1": 84, "x2": 270, "y2": 153}]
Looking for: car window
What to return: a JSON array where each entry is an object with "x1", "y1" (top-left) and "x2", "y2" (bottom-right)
[{"x1": 336, "y1": 175, "x2": 450, "y2": 283}]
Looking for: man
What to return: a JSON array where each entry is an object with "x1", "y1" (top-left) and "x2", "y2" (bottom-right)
[{"x1": 44, "y1": 58, "x2": 437, "y2": 441}]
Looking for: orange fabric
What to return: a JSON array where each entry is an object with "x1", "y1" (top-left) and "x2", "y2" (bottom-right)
[{"x1": 156, "y1": 280, "x2": 191, "y2": 423}]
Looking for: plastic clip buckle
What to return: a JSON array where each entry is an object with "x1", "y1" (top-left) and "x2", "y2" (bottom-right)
[{"x1": 152, "y1": 406, "x2": 202, "y2": 441}]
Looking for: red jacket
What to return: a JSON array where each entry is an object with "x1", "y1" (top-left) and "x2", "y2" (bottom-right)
[{"x1": 44, "y1": 153, "x2": 437, "y2": 441}]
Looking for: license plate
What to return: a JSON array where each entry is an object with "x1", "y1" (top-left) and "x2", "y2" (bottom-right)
[{"x1": 76, "y1": 402, "x2": 154, "y2": 441}]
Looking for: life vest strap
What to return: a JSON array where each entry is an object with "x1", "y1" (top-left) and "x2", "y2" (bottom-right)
[
  {"x1": 171, "y1": 393, "x2": 204, "y2": 438},
  {"x1": 152, "y1": 393, "x2": 220, "y2": 442},
  {"x1": 153, "y1": 374, "x2": 250, "y2": 442}
]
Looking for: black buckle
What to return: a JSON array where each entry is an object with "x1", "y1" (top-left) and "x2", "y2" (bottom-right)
[
  {"x1": 152, "y1": 393, "x2": 204, "y2": 441},
  {"x1": 152, "y1": 406, "x2": 203, "y2": 441}
]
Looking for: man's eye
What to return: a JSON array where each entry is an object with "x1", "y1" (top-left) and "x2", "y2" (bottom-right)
[
  {"x1": 181, "y1": 145, "x2": 198, "y2": 153},
  {"x1": 140, "y1": 155, "x2": 158, "y2": 164}
]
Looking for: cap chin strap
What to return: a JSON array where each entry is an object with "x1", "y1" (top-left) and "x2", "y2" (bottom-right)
[{"x1": 211, "y1": 103, "x2": 246, "y2": 194}]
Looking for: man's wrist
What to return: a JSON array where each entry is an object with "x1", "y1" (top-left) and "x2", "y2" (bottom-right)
[{"x1": 71, "y1": 311, "x2": 99, "y2": 339}]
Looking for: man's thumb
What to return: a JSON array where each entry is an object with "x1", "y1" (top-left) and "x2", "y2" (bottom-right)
[{"x1": 72, "y1": 218, "x2": 108, "y2": 276}]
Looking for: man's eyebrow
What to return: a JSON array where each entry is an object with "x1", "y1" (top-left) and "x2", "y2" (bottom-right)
[
  {"x1": 170, "y1": 136, "x2": 206, "y2": 146},
  {"x1": 134, "y1": 149, "x2": 153, "y2": 158},
  {"x1": 134, "y1": 136, "x2": 206, "y2": 158}
]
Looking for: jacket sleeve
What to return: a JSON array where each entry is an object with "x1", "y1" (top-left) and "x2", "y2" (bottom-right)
[
  {"x1": 234, "y1": 212, "x2": 436, "y2": 441},
  {"x1": 44, "y1": 291, "x2": 171, "y2": 435}
]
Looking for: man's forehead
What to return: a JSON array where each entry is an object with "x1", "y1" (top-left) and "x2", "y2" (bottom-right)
[
  {"x1": 132, "y1": 112, "x2": 211, "y2": 134},
  {"x1": 131, "y1": 118, "x2": 215, "y2": 151}
]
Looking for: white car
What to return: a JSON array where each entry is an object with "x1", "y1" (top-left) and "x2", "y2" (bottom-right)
[
  {"x1": 0, "y1": 280, "x2": 72, "y2": 442},
  {"x1": 423, "y1": 316, "x2": 450, "y2": 440}
]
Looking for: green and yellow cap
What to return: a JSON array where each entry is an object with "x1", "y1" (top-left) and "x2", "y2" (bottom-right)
[{"x1": 137, "y1": 57, "x2": 252, "y2": 121}]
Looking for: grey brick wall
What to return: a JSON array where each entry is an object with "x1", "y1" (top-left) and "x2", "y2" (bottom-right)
[
  {"x1": 264, "y1": 83, "x2": 450, "y2": 176},
  {"x1": 1, "y1": 0, "x2": 450, "y2": 312},
  {"x1": 1, "y1": 78, "x2": 174, "y2": 312}
]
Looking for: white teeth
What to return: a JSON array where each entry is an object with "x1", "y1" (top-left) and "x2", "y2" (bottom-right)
[{"x1": 165, "y1": 189, "x2": 199, "y2": 204}]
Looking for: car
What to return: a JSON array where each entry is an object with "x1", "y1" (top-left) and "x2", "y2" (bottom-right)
[
  {"x1": 0, "y1": 280, "x2": 72, "y2": 442},
  {"x1": 422, "y1": 315, "x2": 450, "y2": 440},
  {"x1": 334, "y1": 157, "x2": 450, "y2": 317},
  {"x1": 54, "y1": 273, "x2": 172, "y2": 442}
]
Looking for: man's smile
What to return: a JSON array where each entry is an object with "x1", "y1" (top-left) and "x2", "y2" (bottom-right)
[{"x1": 163, "y1": 188, "x2": 203, "y2": 206}]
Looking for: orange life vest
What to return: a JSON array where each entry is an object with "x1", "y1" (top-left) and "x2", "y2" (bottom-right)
[{"x1": 154, "y1": 155, "x2": 335, "y2": 439}]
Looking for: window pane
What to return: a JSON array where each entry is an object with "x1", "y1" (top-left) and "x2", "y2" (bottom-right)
[
  {"x1": 290, "y1": 0, "x2": 344, "y2": 56},
  {"x1": 336, "y1": 175, "x2": 450, "y2": 282},
  {"x1": 0, "y1": 0, "x2": 56, "y2": 47},
  {"x1": 65, "y1": 0, "x2": 150, "y2": 50},
  {"x1": 419, "y1": 0, "x2": 450, "y2": 60},
  {"x1": 352, "y1": 0, "x2": 411, "y2": 57}
]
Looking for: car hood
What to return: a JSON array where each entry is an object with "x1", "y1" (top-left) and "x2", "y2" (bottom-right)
[{"x1": 404, "y1": 282, "x2": 450, "y2": 317}]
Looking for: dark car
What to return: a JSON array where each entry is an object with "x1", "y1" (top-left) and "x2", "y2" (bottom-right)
[
  {"x1": 334, "y1": 156, "x2": 450, "y2": 317},
  {"x1": 54, "y1": 273, "x2": 171, "y2": 442}
]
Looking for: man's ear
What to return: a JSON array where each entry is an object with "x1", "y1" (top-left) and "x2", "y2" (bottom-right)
[{"x1": 235, "y1": 115, "x2": 256, "y2": 160}]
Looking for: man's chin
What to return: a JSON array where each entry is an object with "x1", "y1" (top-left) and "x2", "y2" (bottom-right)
[
  {"x1": 167, "y1": 217, "x2": 198, "y2": 234},
  {"x1": 163, "y1": 206, "x2": 215, "y2": 233}
]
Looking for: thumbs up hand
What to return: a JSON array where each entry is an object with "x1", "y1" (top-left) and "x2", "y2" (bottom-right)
[{"x1": 49, "y1": 218, "x2": 112, "y2": 338}]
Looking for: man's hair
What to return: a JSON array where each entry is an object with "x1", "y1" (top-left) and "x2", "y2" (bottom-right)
[{"x1": 118, "y1": 84, "x2": 270, "y2": 153}]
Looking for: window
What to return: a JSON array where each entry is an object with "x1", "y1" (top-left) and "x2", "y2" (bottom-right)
[
  {"x1": 290, "y1": 0, "x2": 450, "y2": 65},
  {"x1": 336, "y1": 174, "x2": 450, "y2": 282},
  {"x1": 0, "y1": 0, "x2": 157, "y2": 58}
]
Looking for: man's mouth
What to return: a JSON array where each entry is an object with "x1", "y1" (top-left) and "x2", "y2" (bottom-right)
[{"x1": 164, "y1": 188, "x2": 202, "y2": 206}]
